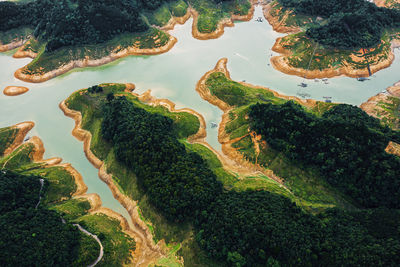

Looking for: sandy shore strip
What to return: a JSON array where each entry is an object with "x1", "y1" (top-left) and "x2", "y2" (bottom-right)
[
  {"x1": 270, "y1": 36, "x2": 400, "y2": 79},
  {"x1": 11, "y1": 1, "x2": 258, "y2": 84},
  {"x1": 195, "y1": 58, "x2": 309, "y2": 184},
  {"x1": 3, "y1": 121, "x2": 35, "y2": 156},
  {"x1": 3, "y1": 86, "x2": 29, "y2": 96},
  {"x1": 14, "y1": 35, "x2": 178, "y2": 83},
  {"x1": 0, "y1": 38, "x2": 28, "y2": 53},
  {"x1": 360, "y1": 81, "x2": 400, "y2": 128},
  {"x1": 263, "y1": 2, "x2": 301, "y2": 33},
  {"x1": 13, "y1": 39, "x2": 38, "y2": 59},
  {"x1": 60, "y1": 98, "x2": 167, "y2": 267}
]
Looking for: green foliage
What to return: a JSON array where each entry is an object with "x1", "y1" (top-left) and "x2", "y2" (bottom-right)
[
  {"x1": 278, "y1": 0, "x2": 400, "y2": 49},
  {"x1": 0, "y1": 126, "x2": 18, "y2": 156},
  {"x1": 77, "y1": 213, "x2": 136, "y2": 266},
  {"x1": 0, "y1": 170, "x2": 81, "y2": 266},
  {"x1": 189, "y1": 0, "x2": 251, "y2": 33},
  {"x1": 195, "y1": 190, "x2": 400, "y2": 266},
  {"x1": 249, "y1": 101, "x2": 400, "y2": 208},
  {"x1": 23, "y1": 166, "x2": 77, "y2": 204},
  {"x1": 101, "y1": 96, "x2": 222, "y2": 221}
]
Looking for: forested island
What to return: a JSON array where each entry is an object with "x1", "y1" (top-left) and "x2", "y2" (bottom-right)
[
  {"x1": 0, "y1": 122, "x2": 136, "y2": 266},
  {"x1": 61, "y1": 81, "x2": 400, "y2": 266},
  {"x1": 0, "y1": 0, "x2": 253, "y2": 83},
  {"x1": 265, "y1": 0, "x2": 400, "y2": 78}
]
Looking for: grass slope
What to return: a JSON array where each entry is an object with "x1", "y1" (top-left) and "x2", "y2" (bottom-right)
[{"x1": 204, "y1": 71, "x2": 355, "y2": 211}]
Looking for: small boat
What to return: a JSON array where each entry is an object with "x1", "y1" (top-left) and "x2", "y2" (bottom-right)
[
  {"x1": 24, "y1": 136, "x2": 30, "y2": 142},
  {"x1": 298, "y1": 82, "x2": 308, "y2": 88},
  {"x1": 211, "y1": 122, "x2": 218, "y2": 128},
  {"x1": 356, "y1": 77, "x2": 369, "y2": 82},
  {"x1": 322, "y1": 78, "x2": 328, "y2": 82}
]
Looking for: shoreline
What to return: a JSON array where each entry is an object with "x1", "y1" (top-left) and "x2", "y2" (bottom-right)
[
  {"x1": 59, "y1": 95, "x2": 167, "y2": 266},
  {"x1": 12, "y1": 39, "x2": 38, "y2": 59},
  {"x1": 0, "y1": 39, "x2": 27, "y2": 53},
  {"x1": 360, "y1": 81, "x2": 400, "y2": 129},
  {"x1": 195, "y1": 58, "x2": 302, "y2": 183},
  {"x1": 3, "y1": 122, "x2": 141, "y2": 265},
  {"x1": 14, "y1": 35, "x2": 178, "y2": 83},
  {"x1": 3, "y1": 86, "x2": 29, "y2": 96},
  {"x1": 270, "y1": 37, "x2": 400, "y2": 80},
  {"x1": 190, "y1": 3, "x2": 255, "y2": 40},
  {"x1": 263, "y1": 3, "x2": 300, "y2": 34},
  {"x1": 3, "y1": 121, "x2": 35, "y2": 156},
  {"x1": 11, "y1": 2, "x2": 256, "y2": 84}
]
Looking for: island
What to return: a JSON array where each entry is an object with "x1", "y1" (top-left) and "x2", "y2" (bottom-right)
[
  {"x1": 264, "y1": 0, "x2": 400, "y2": 78},
  {"x1": 61, "y1": 80, "x2": 400, "y2": 265},
  {"x1": 0, "y1": 121, "x2": 137, "y2": 266},
  {"x1": 0, "y1": 0, "x2": 254, "y2": 83},
  {"x1": 3, "y1": 85, "x2": 29, "y2": 96}
]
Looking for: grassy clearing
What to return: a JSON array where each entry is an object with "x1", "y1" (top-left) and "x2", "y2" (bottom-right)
[
  {"x1": 145, "y1": 5, "x2": 173, "y2": 27},
  {"x1": 23, "y1": 166, "x2": 77, "y2": 204},
  {"x1": 23, "y1": 28, "x2": 170, "y2": 75},
  {"x1": 189, "y1": 0, "x2": 251, "y2": 33},
  {"x1": 269, "y1": 1, "x2": 314, "y2": 29},
  {"x1": 0, "y1": 142, "x2": 35, "y2": 170},
  {"x1": 77, "y1": 213, "x2": 136, "y2": 267},
  {"x1": 0, "y1": 26, "x2": 32, "y2": 45},
  {"x1": 0, "y1": 126, "x2": 18, "y2": 156},
  {"x1": 376, "y1": 96, "x2": 400, "y2": 130},
  {"x1": 51, "y1": 198, "x2": 92, "y2": 221},
  {"x1": 170, "y1": 0, "x2": 189, "y2": 17}
]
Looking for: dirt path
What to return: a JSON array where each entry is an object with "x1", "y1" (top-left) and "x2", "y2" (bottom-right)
[{"x1": 73, "y1": 224, "x2": 104, "y2": 267}]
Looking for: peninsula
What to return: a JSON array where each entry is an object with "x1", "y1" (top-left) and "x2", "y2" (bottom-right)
[{"x1": 265, "y1": 0, "x2": 400, "y2": 78}]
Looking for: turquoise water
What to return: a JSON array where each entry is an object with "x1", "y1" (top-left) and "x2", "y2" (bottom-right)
[{"x1": 1, "y1": 5, "x2": 399, "y2": 223}]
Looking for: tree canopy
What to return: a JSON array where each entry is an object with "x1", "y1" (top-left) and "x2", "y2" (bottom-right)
[
  {"x1": 249, "y1": 101, "x2": 400, "y2": 208},
  {"x1": 278, "y1": 0, "x2": 400, "y2": 49}
]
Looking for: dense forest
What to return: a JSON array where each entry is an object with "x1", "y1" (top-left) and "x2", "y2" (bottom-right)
[
  {"x1": 101, "y1": 96, "x2": 222, "y2": 222},
  {"x1": 0, "y1": 0, "x2": 242, "y2": 51},
  {"x1": 0, "y1": 0, "x2": 171, "y2": 51},
  {"x1": 249, "y1": 101, "x2": 400, "y2": 208},
  {"x1": 0, "y1": 170, "x2": 82, "y2": 266},
  {"x1": 278, "y1": 0, "x2": 400, "y2": 48},
  {"x1": 195, "y1": 191, "x2": 400, "y2": 266},
  {"x1": 98, "y1": 93, "x2": 400, "y2": 266}
]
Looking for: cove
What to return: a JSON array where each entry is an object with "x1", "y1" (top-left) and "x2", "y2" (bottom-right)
[{"x1": 1, "y1": 5, "x2": 400, "y2": 225}]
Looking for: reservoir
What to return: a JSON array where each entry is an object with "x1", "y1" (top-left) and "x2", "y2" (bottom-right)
[{"x1": 1, "y1": 5, "x2": 399, "y2": 224}]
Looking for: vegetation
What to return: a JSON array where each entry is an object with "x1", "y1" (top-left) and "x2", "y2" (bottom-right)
[
  {"x1": 190, "y1": 0, "x2": 251, "y2": 33},
  {"x1": 66, "y1": 82, "x2": 400, "y2": 266},
  {"x1": 278, "y1": 32, "x2": 392, "y2": 71},
  {"x1": 0, "y1": 126, "x2": 17, "y2": 156},
  {"x1": 278, "y1": 0, "x2": 400, "y2": 49},
  {"x1": 0, "y1": 170, "x2": 82, "y2": 266},
  {"x1": 196, "y1": 190, "x2": 400, "y2": 266},
  {"x1": 249, "y1": 101, "x2": 400, "y2": 209},
  {"x1": 0, "y1": 124, "x2": 135, "y2": 266}
]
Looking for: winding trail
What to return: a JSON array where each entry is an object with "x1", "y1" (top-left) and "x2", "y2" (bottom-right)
[
  {"x1": 34, "y1": 178, "x2": 44, "y2": 209},
  {"x1": 73, "y1": 224, "x2": 104, "y2": 267}
]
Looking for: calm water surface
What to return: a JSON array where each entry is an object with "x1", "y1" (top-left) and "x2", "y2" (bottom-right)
[{"x1": 1, "y1": 6, "x2": 399, "y2": 223}]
